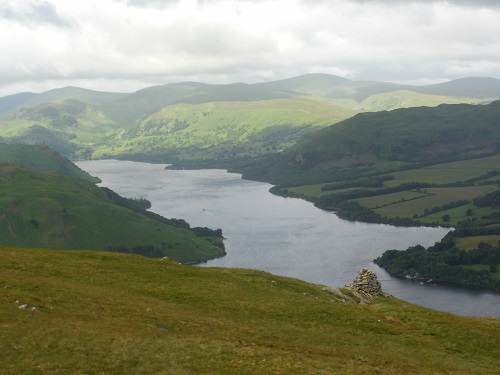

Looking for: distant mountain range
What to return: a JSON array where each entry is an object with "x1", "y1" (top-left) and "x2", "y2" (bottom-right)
[{"x1": 1, "y1": 74, "x2": 499, "y2": 162}]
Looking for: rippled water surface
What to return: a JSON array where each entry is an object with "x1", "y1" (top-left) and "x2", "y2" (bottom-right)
[{"x1": 77, "y1": 160, "x2": 500, "y2": 317}]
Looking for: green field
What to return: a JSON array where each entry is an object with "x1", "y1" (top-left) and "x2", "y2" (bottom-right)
[
  {"x1": 390, "y1": 154, "x2": 500, "y2": 184},
  {"x1": 361, "y1": 186, "x2": 495, "y2": 220},
  {"x1": 1, "y1": 246, "x2": 499, "y2": 374},
  {"x1": 456, "y1": 235, "x2": 500, "y2": 250},
  {"x1": 285, "y1": 154, "x2": 499, "y2": 225}
]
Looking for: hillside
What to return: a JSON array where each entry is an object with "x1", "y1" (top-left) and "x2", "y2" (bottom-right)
[
  {"x1": 0, "y1": 163, "x2": 224, "y2": 263},
  {"x1": 240, "y1": 100, "x2": 500, "y2": 186},
  {"x1": 0, "y1": 74, "x2": 498, "y2": 161},
  {"x1": 0, "y1": 143, "x2": 99, "y2": 183},
  {"x1": 1, "y1": 246, "x2": 498, "y2": 374},
  {"x1": 99, "y1": 97, "x2": 357, "y2": 162}
]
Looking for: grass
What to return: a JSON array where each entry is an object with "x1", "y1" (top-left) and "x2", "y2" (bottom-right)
[
  {"x1": 93, "y1": 97, "x2": 357, "y2": 160},
  {"x1": 0, "y1": 143, "x2": 99, "y2": 183},
  {"x1": 456, "y1": 235, "x2": 500, "y2": 250},
  {"x1": 364, "y1": 186, "x2": 494, "y2": 220},
  {"x1": 1, "y1": 246, "x2": 499, "y2": 374},
  {"x1": 390, "y1": 154, "x2": 500, "y2": 184}
]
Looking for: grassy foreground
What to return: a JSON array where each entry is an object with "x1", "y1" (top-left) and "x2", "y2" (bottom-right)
[{"x1": 1, "y1": 246, "x2": 499, "y2": 374}]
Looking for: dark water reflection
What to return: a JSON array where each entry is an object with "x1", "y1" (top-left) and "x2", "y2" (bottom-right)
[{"x1": 77, "y1": 160, "x2": 499, "y2": 317}]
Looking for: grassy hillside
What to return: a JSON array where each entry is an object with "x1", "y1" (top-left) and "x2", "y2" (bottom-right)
[
  {"x1": 0, "y1": 163, "x2": 224, "y2": 263},
  {"x1": 98, "y1": 97, "x2": 357, "y2": 162},
  {"x1": 1, "y1": 246, "x2": 498, "y2": 374},
  {"x1": 0, "y1": 143, "x2": 99, "y2": 183},
  {"x1": 0, "y1": 99, "x2": 120, "y2": 157}
]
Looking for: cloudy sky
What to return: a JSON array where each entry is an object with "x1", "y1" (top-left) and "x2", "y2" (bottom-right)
[{"x1": 1, "y1": 0, "x2": 499, "y2": 96}]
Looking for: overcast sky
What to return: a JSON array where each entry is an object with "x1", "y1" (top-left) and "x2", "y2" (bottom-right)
[{"x1": 1, "y1": 0, "x2": 499, "y2": 96}]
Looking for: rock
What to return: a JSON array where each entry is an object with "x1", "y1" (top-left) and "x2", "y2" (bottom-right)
[{"x1": 345, "y1": 268, "x2": 392, "y2": 301}]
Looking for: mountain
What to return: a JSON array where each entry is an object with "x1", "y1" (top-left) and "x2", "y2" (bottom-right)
[
  {"x1": 0, "y1": 98, "x2": 120, "y2": 157},
  {"x1": 1, "y1": 74, "x2": 499, "y2": 161},
  {"x1": 0, "y1": 92, "x2": 37, "y2": 118},
  {"x1": 0, "y1": 143, "x2": 99, "y2": 183},
  {"x1": 0, "y1": 87, "x2": 127, "y2": 120},
  {"x1": 0, "y1": 163, "x2": 224, "y2": 263},
  {"x1": 255, "y1": 73, "x2": 354, "y2": 96},
  {"x1": 1, "y1": 246, "x2": 498, "y2": 373},
  {"x1": 414, "y1": 77, "x2": 500, "y2": 99},
  {"x1": 240, "y1": 100, "x2": 500, "y2": 186}
]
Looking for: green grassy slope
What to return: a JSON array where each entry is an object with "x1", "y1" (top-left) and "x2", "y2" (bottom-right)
[
  {"x1": 99, "y1": 97, "x2": 357, "y2": 162},
  {"x1": 1, "y1": 246, "x2": 498, "y2": 374},
  {"x1": 0, "y1": 99, "x2": 120, "y2": 157},
  {"x1": 0, "y1": 163, "x2": 224, "y2": 263},
  {"x1": 0, "y1": 143, "x2": 99, "y2": 183}
]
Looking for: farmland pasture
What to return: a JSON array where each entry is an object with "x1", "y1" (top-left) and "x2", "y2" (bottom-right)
[{"x1": 456, "y1": 235, "x2": 500, "y2": 250}]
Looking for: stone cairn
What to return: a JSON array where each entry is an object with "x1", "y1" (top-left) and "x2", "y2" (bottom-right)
[
  {"x1": 323, "y1": 268, "x2": 392, "y2": 304},
  {"x1": 345, "y1": 268, "x2": 392, "y2": 302}
]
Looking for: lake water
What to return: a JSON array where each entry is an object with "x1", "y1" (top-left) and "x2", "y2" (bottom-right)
[{"x1": 77, "y1": 160, "x2": 499, "y2": 318}]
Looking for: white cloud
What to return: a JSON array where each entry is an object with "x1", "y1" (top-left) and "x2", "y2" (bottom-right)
[{"x1": 0, "y1": 0, "x2": 499, "y2": 96}]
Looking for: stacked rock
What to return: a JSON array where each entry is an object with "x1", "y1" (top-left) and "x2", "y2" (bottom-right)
[{"x1": 346, "y1": 268, "x2": 392, "y2": 301}]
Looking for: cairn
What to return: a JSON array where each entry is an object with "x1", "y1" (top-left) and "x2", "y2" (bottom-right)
[
  {"x1": 345, "y1": 268, "x2": 392, "y2": 302},
  {"x1": 323, "y1": 268, "x2": 392, "y2": 304}
]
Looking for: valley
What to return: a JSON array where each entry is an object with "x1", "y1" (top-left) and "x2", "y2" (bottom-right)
[{"x1": 1, "y1": 74, "x2": 500, "y2": 289}]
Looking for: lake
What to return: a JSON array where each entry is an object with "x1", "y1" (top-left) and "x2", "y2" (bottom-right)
[{"x1": 77, "y1": 160, "x2": 499, "y2": 317}]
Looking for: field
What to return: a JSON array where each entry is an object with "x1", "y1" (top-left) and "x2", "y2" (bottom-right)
[
  {"x1": 362, "y1": 186, "x2": 495, "y2": 220},
  {"x1": 456, "y1": 235, "x2": 500, "y2": 250},
  {"x1": 390, "y1": 154, "x2": 500, "y2": 184},
  {"x1": 1, "y1": 246, "x2": 499, "y2": 374}
]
